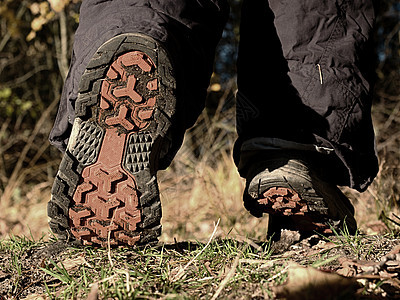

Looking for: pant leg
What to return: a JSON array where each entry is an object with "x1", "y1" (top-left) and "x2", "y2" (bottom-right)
[
  {"x1": 49, "y1": 0, "x2": 229, "y2": 165},
  {"x1": 235, "y1": 0, "x2": 378, "y2": 192}
]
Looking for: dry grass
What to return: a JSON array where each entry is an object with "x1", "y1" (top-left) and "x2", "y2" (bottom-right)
[
  {"x1": 159, "y1": 144, "x2": 270, "y2": 243},
  {"x1": 1, "y1": 90, "x2": 399, "y2": 242},
  {"x1": 345, "y1": 97, "x2": 400, "y2": 234},
  {"x1": 0, "y1": 90, "x2": 399, "y2": 300}
]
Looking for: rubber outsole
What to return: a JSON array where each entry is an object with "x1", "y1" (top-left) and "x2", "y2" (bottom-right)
[
  {"x1": 245, "y1": 158, "x2": 357, "y2": 235},
  {"x1": 48, "y1": 34, "x2": 176, "y2": 246}
]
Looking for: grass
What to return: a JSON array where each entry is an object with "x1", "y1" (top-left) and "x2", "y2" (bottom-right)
[
  {"x1": 318, "y1": 222, "x2": 364, "y2": 259},
  {"x1": 2, "y1": 229, "x2": 399, "y2": 299},
  {"x1": 0, "y1": 85, "x2": 399, "y2": 299},
  {"x1": 0, "y1": 234, "x2": 287, "y2": 299}
]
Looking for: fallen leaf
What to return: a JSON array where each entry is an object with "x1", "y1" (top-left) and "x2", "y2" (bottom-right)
[
  {"x1": 273, "y1": 263, "x2": 357, "y2": 300},
  {"x1": 337, "y1": 246, "x2": 400, "y2": 278},
  {"x1": 336, "y1": 264, "x2": 356, "y2": 277},
  {"x1": 58, "y1": 255, "x2": 88, "y2": 271},
  {"x1": 337, "y1": 259, "x2": 381, "y2": 276}
]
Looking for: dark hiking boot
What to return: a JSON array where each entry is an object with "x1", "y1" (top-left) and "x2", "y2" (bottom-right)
[
  {"x1": 48, "y1": 33, "x2": 177, "y2": 247},
  {"x1": 243, "y1": 153, "x2": 357, "y2": 237}
]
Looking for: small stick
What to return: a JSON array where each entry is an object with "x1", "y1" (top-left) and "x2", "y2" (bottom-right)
[
  {"x1": 392, "y1": 213, "x2": 400, "y2": 221},
  {"x1": 172, "y1": 219, "x2": 220, "y2": 281},
  {"x1": 211, "y1": 255, "x2": 240, "y2": 300}
]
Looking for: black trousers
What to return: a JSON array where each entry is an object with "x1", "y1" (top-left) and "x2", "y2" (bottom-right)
[{"x1": 50, "y1": 0, "x2": 378, "y2": 192}]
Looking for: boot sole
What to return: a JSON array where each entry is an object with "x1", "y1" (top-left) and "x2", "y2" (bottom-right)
[
  {"x1": 246, "y1": 159, "x2": 357, "y2": 234},
  {"x1": 48, "y1": 33, "x2": 176, "y2": 246}
]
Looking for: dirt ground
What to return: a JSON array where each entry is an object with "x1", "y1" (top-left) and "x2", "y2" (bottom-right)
[{"x1": 1, "y1": 229, "x2": 399, "y2": 299}]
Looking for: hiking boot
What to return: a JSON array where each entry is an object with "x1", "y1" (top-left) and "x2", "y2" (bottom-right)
[
  {"x1": 243, "y1": 152, "x2": 357, "y2": 237},
  {"x1": 48, "y1": 33, "x2": 177, "y2": 247}
]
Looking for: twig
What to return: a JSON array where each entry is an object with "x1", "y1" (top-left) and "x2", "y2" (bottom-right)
[
  {"x1": 211, "y1": 255, "x2": 240, "y2": 300},
  {"x1": 125, "y1": 270, "x2": 130, "y2": 293},
  {"x1": 385, "y1": 215, "x2": 400, "y2": 228},
  {"x1": 392, "y1": 213, "x2": 400, "y2": 221},
  {"x1": 5, "y1": 65, "x2": 49, "y2": 88},
  {"x1": 377, "y1": 131, "x2": 400, "y2": 151},
  {"x1": 0, "y1": 118, "x2": 11, "y2": 181},
  {"x1": 115, "y1": 269, "x2": 131, "y2": 293},
  {"x1": 382, "y1": 100, "x2": 400, "y2": 131},
  {"x1": 379, "y1": 210, "x2": 400, "y2": 228},
  {"x1": 172, "y1": 218, "x2": 220, "y2": 282}
]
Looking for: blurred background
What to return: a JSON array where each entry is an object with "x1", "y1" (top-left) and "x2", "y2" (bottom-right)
[{"x1": 0, "y1": 0, "x2": 399, "y2": 242}]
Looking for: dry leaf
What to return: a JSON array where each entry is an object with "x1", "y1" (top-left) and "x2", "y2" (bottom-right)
[
  {"x1": 337, "y1": 245, "x2": 400, "y2": 279},
  {"x1": 336, "y1": 263, "x2": 356, "y2": 278},
  {"x1": 337, "y1": 259, "x2": 381, "y2": 277},
  {"x1": 58, "y1": 255, "x2": 88, "y2": 271},
  {"x1": 273, "y1": 263, "x2": 357, "y2": 300}
]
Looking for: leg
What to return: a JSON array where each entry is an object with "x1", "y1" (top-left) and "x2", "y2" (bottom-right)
[
  {"x1": 236, "y1": 0, "x2": 378, "y2": 235},
  {"x1": 48, "y1": 0, "x2": 229, "y2": 246}
]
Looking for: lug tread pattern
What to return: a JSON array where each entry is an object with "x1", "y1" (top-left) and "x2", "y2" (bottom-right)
[
  {"x1": 71, "y1": 121, "x2": 104, "y2": 166},
  {"x1": 69, "y1": 164, "x2": 141, "y2": 246},
  {"x1": 245, "y1": 159, "x2": 356, "y2": 234},
  {"x1": 124, "y1": 133, "x2": 152, "y2": 173},
  {"x1": 48, "y1": 34, "x2": 177, "y2": 246}
]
